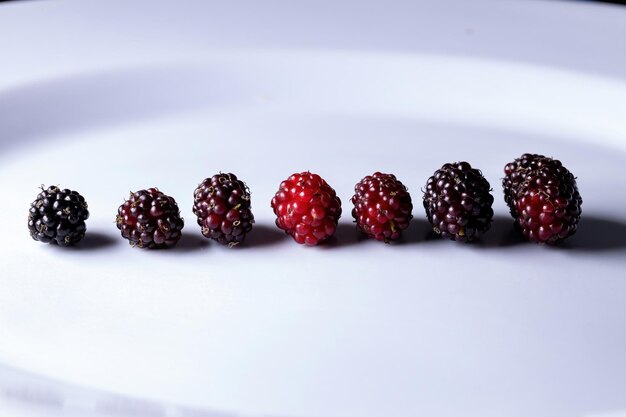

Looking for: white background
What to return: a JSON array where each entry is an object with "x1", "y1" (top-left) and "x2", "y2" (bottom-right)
[{"x1": 1, "y1": 1, "x2": 626, "y2": 417}]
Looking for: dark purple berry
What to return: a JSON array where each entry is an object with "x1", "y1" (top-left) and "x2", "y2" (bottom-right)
[
  {"x1": 423, "y1": 162, "x2": 494, "y2": 242},
  {"x1": 28, "y1": 185, "x2": 89, "y2": 246},
  {"x1": 193, "y1": 173, "x2": 254, "y2": 247},
  {"x1": 503, "y1": 153, "x2": 582, "y2": 244},
  {"x1": 116, "y1": 188, "x2": 184, "y2": 249}
]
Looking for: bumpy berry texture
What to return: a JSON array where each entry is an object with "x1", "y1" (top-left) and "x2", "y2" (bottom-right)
[
  {"x1": 351, "y1": 172, "x2": 413, "y2": 242},
  {"x1": 116, "y1": 188, "x2": 184, "y2": 249},
  {"x1": 193, "y1": 173, "x2": 254, "y2": 247},
  {"x1": 271, "y1": 172, "x2": 342, "y2": 245},
  {"x1": 423, "y1": 162, "x2": 494, "y2": 242},
  {"x1": 28, "y1": 185, "x2": 89, "y2": 246},
  {"x1": 503, "y1": 153, "x2": 548, "y2": 212},
  {"x1": 503, "y1": 153, "x2": 582, "y2": 244}
]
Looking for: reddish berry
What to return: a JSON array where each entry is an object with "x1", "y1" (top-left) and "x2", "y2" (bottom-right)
[
  {"x1": 116, "y1": 188, "x2": 184, "y2": 249},
  {"x1": 423, "y1": 162, "x2": 494, "y2": 242},
  {"x1": 193, "y1": 173, "x2": 254, "y2": 247},
  {"x1": 503, "y1": 153, "x2": 582, "y2": 244},
  {"x1": 351, "y1": 172, "x2": 413, "y2": 242},
  {"x1": 271, "y1": 172, "x2": 342, "y2": 245}
]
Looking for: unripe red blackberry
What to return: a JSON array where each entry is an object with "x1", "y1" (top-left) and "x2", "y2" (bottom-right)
[
  {"x1": 271, "y1": 172, "x2": 342, "y2": 245},
  {"x1": 423, "y1": 162, "x2": 494, "y2": 242},
  {"x1": 503, "y1": 153, "x2": 582, "y2": 244},
  {"x1": 28, "y1": 185, "x2": 89, "y2": 246},
  {"x1": 116, "y1": 188, "x2": 184, "y2": 249},
  {"x1": 351, "y1": 172, "x2": 413, "y2": 242},
  {"x1": 193, "y1": 173, "x2": 254, "y2": 247}
]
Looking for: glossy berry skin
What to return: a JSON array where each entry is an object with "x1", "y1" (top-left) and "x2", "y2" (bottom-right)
[
  {"x1": 503, "y1": 153, "x2": 582, "y2": 244},
  {"x1": 423, "y1": 162, "x2": 494, "y2": 242},
  {"x1": 116, "y1": 188, "x2": 184, "y2": 249},
  {"x1": 351, "y1": 172, "x2": 413, "y2": 242},
  {"x1": 28, "y1": 185, "x2": 89, "y2": 246},
  {"x1": 271, "y1": 172, "x2": 342, "y2": 245},
  {"x1": 193, "y1": 173, "x2": 254, "y2": 247}
]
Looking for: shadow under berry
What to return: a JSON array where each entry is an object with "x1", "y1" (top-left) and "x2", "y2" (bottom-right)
[
  {"x1": 558, "y1": 216, "x2": 626, "y2": 252},
  {"x1": 476, "y1": 215, "x2": 526, "y2": 248},
  {"x1": 320, "y1": 222, "x2": 365, "y2": 248},
  {"x1": 51, "y1": 231, "x2": 118, "y2": 251},
  {"x1": 398, "y1": 218, "x2": 437, "y2": 245},
  {"x1": 240, "y1": 224, "x2": 287, "y2": 248},
  {"x1": 170, "y1": 233, "x2": 210, "y2": 253}
]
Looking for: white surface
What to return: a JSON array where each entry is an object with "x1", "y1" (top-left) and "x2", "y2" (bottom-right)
[{"x1": 1, "y1": 1, "x2": 626, "y2": 417}]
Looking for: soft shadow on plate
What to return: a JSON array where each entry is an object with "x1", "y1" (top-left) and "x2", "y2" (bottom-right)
[
  {"x1": 53, "y1": 231, "x2": 118, "y2": 251},
  {"x1": 397, "y1": 215, "x2": 524, "y2": 248},
  {"x1": 77, "y1": 232, "x2": 118, "y2": 250},
  {"x1": 321, "y1": 222, "x2": 365, "y2": 248},
  {"x1": 240, "y1": 224, "x2": 287, "y2": 248},
  {"x1": 475, "y1": 215, "x2": 525, "y2": 248},
  {"x1": 170, "y1": 233, "x2": 210, "y2": 253},
  {"x1": 398, "y1": 218, "x2": 437, "y2": 245},
  {"x1": 558, "y1": 216, "x2": 626, "y2": 252},
  {"x1": 0, "y1": 65, "x2": 246, "y2": 155},
  {"x1": 0, "y1": 362, "x2": 239, "y2": 417},
  {"x1": 324, "y1": 219, "x2": 436, "y2": 247}
]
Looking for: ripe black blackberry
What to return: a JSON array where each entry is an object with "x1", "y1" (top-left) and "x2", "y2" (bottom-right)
[
  {"x1": 423, "y1": 162, "x2": 494, "y2": 242},
  {"x1": 193, "y1": 173, "x2": 254, "y2": 247},
  {"x1": 351, "y1": 172, "x2": 413, "y2": 242},
  {"x1": 503, "y1": 153, "x2": 582, "y2": 244},
  {"x1": 116, "y1": 188, "x2": 184, "y2": 249},
  {"x1": 28, "y1": 185, "x2": 89, "y2": 246},
  {"x1": 503, "y1": 153, "x2": 547, "y2": 214}
]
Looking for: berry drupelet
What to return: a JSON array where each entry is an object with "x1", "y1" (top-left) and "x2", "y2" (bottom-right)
[
  {"x1": 193, "y1": 173, "x2": 254, "y2": 247},
  {"x1": 351, "y1": 172, "x2": 413, "y2": 242},
  {"x1": 271, "y1": 172, "x2": 342, "y2": 245},
  {"x1": 28, "y1": 185, "x2": 89, "y2": 246},
  {"x1": 116, "y1": 188, "x2": 184, "y2": 249},
  {"x1": 503, "y1": 153, "x2": 582, "y2": 244},
  {"x1": 423, "y1": 162, "x2": 494, "y2": 242}
]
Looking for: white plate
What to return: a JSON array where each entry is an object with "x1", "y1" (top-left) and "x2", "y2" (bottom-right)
[{"x1": 1, "y1": 1, "x2": 626, "y2": 417}]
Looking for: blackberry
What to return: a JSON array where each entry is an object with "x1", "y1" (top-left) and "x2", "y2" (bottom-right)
[
  {"x1": 116, "y1": 188, "x2": 184, "y2": 249},
  {"x1": 193, "y1": 173, "x2": 254, "y2": 247},
  {"x1": 351, "y1": 172, "x2": 413, "y2": 242},
  {"x1": 503, "y1": 153, "x2": 547, "y2": 214},
  {"x1": 503, "y1": 153, "x2": 582, "y2": 244},
  {"x1": 423, "y1": 162, "x2": 494, "y2": 242},
  {"x1": 28, "y1": 185, "x2": 89, "y2": 246},
  {"x1": 271, "y1": 172, "x2": 342, "y2": 245}
]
